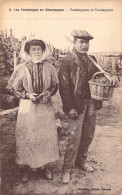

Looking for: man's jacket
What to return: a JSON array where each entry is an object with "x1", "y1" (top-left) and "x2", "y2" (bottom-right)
[{"x1": 58, "y1": 50, "x2": 102, "y2": 114}]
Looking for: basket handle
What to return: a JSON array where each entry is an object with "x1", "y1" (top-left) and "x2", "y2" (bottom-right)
[
  {"x1": 91, "y1": 71, "x2": 111, "y2": 82},
  {"x1": 87, "y1": 55, "x2": 111, "y2": 81}
]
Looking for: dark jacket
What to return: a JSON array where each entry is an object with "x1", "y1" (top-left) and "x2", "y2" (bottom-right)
[{"x1": 58, "y1": 51, "x2": 102, "y2": 114}]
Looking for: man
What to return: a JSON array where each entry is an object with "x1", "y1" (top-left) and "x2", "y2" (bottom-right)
[{"x1": 58, "y1": 30, "x2": 119, "y2": 184}]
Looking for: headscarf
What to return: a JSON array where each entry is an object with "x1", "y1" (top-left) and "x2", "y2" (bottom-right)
[{"x1": 19, "y1": 38, "x2": 52, "y2": 64}]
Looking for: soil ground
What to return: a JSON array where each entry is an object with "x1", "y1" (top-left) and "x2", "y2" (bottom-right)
[{"x1": 0, "y1": 78, "x2": 122, "y2": 195}]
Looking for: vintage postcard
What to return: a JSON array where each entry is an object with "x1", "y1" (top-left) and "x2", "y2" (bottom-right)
[{"x1": 0, "y1": 0, "x2": 122, "y2": 194}]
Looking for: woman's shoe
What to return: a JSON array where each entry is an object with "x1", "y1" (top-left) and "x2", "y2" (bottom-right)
[
  {"x1": 32, "y1": 168, "x2": 37, "y2": 172},
  {"x1": 76, "y1": 162, "x2": 94, "y2": 172},
  {"x1": 19, "y1": 166, "x2": 29, "y2": 182},
  {"x1": 22, "y1": 171, "x2": 29, "y2": 182},
  {"x1": 43, "y1": 168, "x2": 52, "y2": 180},
  {"x1": 62, "y1": 171, "x2": 71, "y2": 184}
]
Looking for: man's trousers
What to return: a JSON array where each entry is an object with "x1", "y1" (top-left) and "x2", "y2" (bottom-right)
[{"x1": 63, "y1": 99, "x2": 96, "y2": 172}]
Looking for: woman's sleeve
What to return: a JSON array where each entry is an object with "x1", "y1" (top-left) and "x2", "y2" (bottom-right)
[
  {"x1": 51, "y1": 65, "x2": 59, "y2": 86},
  {"x1": 12, "y1": 79, "x2": 26, "y2": 99},
  {"x1": 47, "y1": 65, "x2": 59, "y2": 96},
  {"x1": 48, "y1": 84, "x2": 58, "y2": 96},
  {"x1": 13, "y1": 82, "x2": 26, "y2": 99},
  {"x1": 8, "y1": 65, "x2": 27, "y2": 99}
]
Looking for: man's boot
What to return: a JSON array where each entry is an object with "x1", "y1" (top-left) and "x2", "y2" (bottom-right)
[
  {"x1": 76, "y1": 162, "x2": 94, "y2": 172},
  {"x1": 62, "y1": 171, "x2": 71, "y2": 184}
]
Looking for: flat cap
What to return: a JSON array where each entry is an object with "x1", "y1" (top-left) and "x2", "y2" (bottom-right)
[{"x1": 71, "y1": 30, "x2": 93, "y2": 40}]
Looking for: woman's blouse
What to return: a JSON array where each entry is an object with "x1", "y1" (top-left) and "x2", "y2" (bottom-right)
[
  {"x1": 27, "y1": 62, "x2": 43, "y2": 94},
  {"x1": 9, "y1": 61, "x2": 58, "y2": 99}
]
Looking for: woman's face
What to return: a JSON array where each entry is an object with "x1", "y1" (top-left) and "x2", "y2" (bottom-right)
[{"x1": 29, "y1": 45, "x2": 43, "y2": 61}]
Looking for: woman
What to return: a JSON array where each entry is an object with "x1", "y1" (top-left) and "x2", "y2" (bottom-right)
[{"x1": 9, "y1": 39, "x2": 59, "y2": 182}]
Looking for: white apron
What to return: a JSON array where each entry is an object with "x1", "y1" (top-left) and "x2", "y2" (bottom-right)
[{"x1": 15, "y1": 99, "x2": 59, "y2": 168}]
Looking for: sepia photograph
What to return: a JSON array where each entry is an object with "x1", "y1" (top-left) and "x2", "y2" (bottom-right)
[{"x1": 0, "y1": 0, "x2": 122, "y2": 194}]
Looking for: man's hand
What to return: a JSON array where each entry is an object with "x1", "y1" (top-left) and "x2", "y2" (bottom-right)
[
  {"x1": 68, "y1": 109, "x2": 78, "y2": 119},
  {"x1": 110, "y1": 75, "x2": 120, "y2": 87}
]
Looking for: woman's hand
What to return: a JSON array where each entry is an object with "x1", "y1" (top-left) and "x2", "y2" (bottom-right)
[
  {"x1": 29, "y1": 93, "x2": 38, "y2": 103},
  {"x1": 28, "y1": 91, "x2": 51, "y2": 104},
  {"x1": 39, "y1": 91, "x2": 51, "y2": 104},
  {"x1": 43, "y1": 91, "x2": 51, "y2": 104}
]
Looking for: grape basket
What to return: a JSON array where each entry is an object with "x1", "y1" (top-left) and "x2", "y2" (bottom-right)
[{"x1": 88, "y1": 72, "x2": 114, "y2": 101}]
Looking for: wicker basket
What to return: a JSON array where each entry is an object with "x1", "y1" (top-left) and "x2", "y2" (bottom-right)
[{"x1": 88, "y1": 72, "x2": 114, "y2": 101}]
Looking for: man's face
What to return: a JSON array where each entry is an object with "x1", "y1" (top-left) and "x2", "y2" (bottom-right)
[
  {"x1": 74, "y1": 38, "x2": 89, "y2": 53},
  {"x1": 29, "y1": 45, "x2": 43, "y2": 61}
]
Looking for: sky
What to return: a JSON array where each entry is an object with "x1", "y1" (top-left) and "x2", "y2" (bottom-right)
[{"x1": 0, "y1": 0, "x2": 122, "y2": 52}]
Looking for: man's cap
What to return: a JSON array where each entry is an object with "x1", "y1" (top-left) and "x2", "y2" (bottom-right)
[{"x1": 71, "y1": 30, "x2": 93, "y2": 40}]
